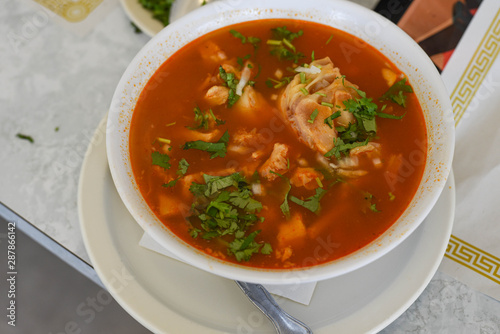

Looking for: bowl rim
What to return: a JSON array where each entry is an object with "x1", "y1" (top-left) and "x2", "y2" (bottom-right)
[{"x1": 106, "y1": 0, "x2": 455, "y2": 284}]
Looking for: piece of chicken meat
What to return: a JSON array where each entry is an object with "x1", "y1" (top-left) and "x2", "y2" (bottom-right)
[{"x1": 279, "y1": 57, "x2": 358, "y2": 154}]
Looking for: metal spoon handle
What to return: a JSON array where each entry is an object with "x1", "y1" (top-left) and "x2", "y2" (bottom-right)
[{"x1": 235, "y1": 281, "x2": 313, "y2": 334}]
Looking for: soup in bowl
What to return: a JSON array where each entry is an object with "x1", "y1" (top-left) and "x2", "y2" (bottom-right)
[{"x1": 107, "y1": 0, "x2": 454, "y2": 284}]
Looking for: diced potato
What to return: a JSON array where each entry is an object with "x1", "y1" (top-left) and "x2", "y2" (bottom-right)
[
  {"x1": 277, "y1": 213, "x2": 306, "y2": 247},
  {"x1": 382, "y1": 68, "x2": 397, "y2": 87},
  {"x1": 157, "y1": 193, "x2": 190, "y2": 218}
]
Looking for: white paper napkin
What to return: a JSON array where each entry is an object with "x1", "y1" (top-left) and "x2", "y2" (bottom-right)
[
  {"x1": 139, "y1": 232, "x2": 317, "y2": 305},
  {"x1": 438, "y1": 0, "x2": 500, "y2": 301}
]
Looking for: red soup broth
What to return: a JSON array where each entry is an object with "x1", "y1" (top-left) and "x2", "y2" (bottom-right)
[{"x1": 129, "y1": 19, "x2": 427, "y2": 269}]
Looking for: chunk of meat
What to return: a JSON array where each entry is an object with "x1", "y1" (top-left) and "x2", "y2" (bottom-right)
[
  {"x1": 204, "y1": 86, "x2": 229, "y2": 106},
  {"x1": 350, "y1": 142, "x2": 382, "y2": 168},
  {"x1": 279, "y1": 57, "x2": 359, "y2": 154},
  {"x1": 290, "y1": 167, "x2": 324, "y2": 190},
  {"x1": 259, "y1": 143, "x2": 289, "y2": 181},
  {"x1": 179, "y1": 128, "x2": 221, "y2": 142},
  {"x1": 228, "y1": 128, "x2": 270, "y2": 159},
  {"x1": 275, "y1": 246, "x2": 293, "y2": 262}
]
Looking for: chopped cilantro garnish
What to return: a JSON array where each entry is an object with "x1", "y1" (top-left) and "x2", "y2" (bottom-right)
[
  {"x1": 16, "y1": 133, "x2": 34, "y2": 143},
  {"x1": 326, "y1": 34, "x2": 334, "y2": 45},
  {"x1": 260, "y1": 243, "x2": 273, "y2": 255},
  {"x1": 265, "y1": 76, "x2": 292, "y2": 89},
  {"x1": 138, "y1": 0, "x2": 175, "y2": 26},
  {"x1": 268, "y1": 26, "x2": 305, "y2": 63},
  {"x1": 370, "y1": 203, "x2": 380, "y2": 212},
  {"x1": 321, "y1": 102, "x2": 334, "y2": 108},
  {"x1": 324, "y1": 111, "x2": 341, "y2": 128},
  {"x1": 193, "y1": 172, "x2": 247, "y2": 197},
  {"x1": 188, "y1": 172, "x2": 269, "y2": 261},
  {"x1": 229, "y1": 30, "x2": 261, "y2": 50},
  {"x1": 308, "y1": 109, "x2": 319, "y2": 124},
  {"x1": 300, "y1": 87, "x2": 309, "y2": 95},
  {"x1": 176, "y1": 158, "x2": 189, "y2": 176},
  {"x1": 188, "y1": 107, "x2": 226, "y2": 130},
  {"x1": 376, "y1": 111, "x2": 406, "y2": 120},
  {"x1": 324, "y1": 137, "x2": 369, "y2": 160},
  {"x1": 228, "y1": 230, "x2": 263, "y2": 262},
  {"x1": 380, "y1": 78, "x2": 414, "y2": 107},
  {"x1": 229, "y1": 187, "x2": 263, "y2": 213},
  {"x1": 389, "y1": 192, "x2": 396, "y2": 201},
  {"x1": 189, "y1": 228, "x2": 201, "y2": 238},
  {"x1": 365, "y1": 192, "x2": 381, "y2": 212},
  {"x1": 230, "y1": 29, "x2": 246, "y2": 43},
  {"x1": 151, "y1": 151, "x2": 171, "y2": 169},
  {"x1": 219, "y1": 66, "x2": 240, "y2": 107},
  {"x1": 300, "y1": 72, "x2": 307, "y2": 84},
  {"x1": 182, "y1": 130, "x2": 229, "y2": 159},
  {"x1": 290, "y1": 187, "x2": 328, "y2": 214},
  {"x1": 270, "y1": 171, "x2": 292, "y2": 218}
]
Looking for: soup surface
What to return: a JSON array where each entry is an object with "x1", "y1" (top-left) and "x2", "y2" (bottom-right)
[{"x1": 130, "y1": 19, "x2": 427, "y2": 269}]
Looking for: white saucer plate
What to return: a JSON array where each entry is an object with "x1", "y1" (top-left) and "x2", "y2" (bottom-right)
[{"x1": 78, "y1": 117, "x2": 455, "y2": 333}]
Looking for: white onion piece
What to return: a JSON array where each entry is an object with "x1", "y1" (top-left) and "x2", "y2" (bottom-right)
[
  {"x1": 295, "y1": 65, "x2": 321, "y2": 74},
  {"x1": 252, "y1": 183, "x2": 262, "y2": 195},
  {"x1": 236, "y1": 64, "x2": 252, "y2": 96}
]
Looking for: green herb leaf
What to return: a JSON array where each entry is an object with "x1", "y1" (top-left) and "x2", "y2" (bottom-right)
[
  {"x1": 290, "y1": 187, "x2": 328, "y2": 214},
  {"x1": 219, "y1": 67, "x2": 240, "y2": 107},
  {"x1": 324, "y1": 137, "x2": 369, "y2": 160},
  {"x1": 228, "y1": 230, "x2": 262, "y2": 262},
  {"x1": 265, "y1": 76, "x2": 292, "y2": 89},
  {"x1": 380, "y1": 78, "x2": 414, "y2": 107},
  {"x1": 183, "y1": 130, "x2": 229, "y2": 159},
  {"x1": 229, "y1": 30, "x2": 261, "y2": 49},
  {"x1": 376, "y1": 111, "x2": 406, "y2": 119},
  {"x1": 151, "y1": 151, "x2": 171, "y2": 169},
  {"x1": 138, "y1": 0, "x2": 175, "y2": 26},
  {"x1": 270, "y1": 171, "x2": 292, "y2": 218},
  {"x1": 324, "y1": 111, "x2": 341, "y2": 128},
  {"x1": 229, "y1": 188, "x2": 263, "y2": 213},
  {"x1": 16, "y1": 133, "x2": 34, "y2": 143},
  {"x1": 308, "y1": 109, "x2": 319, "y2": 124},
  {"x1": 268, "y1": 26, "x2": 305, "y2": 63},
  {"x1": 260, "y1": 243, "x2": 273, "y2": 255}
]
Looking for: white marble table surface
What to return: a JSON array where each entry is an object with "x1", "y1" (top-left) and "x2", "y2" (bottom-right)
[{"x1": 1, "y1": 0, "x2": 499, "y2": 333}]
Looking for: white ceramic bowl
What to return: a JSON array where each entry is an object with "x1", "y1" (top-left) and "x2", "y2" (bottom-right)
[{"x1": 107, "y1": 0, "x2": 455, "y2": 285}]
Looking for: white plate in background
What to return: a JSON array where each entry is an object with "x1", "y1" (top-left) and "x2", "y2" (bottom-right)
[{"x1": 120, "y1": 0, "x2": 210, "y2": 37}]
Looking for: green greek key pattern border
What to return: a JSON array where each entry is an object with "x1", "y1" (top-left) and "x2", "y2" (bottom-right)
[{"x1": 451, "y1": 8, "x2": 500, "y2": 126}]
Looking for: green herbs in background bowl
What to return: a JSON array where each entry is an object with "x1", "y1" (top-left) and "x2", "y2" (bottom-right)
[{"x1": 138, "y1": 0, "x2": 175, "y2": 26}]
